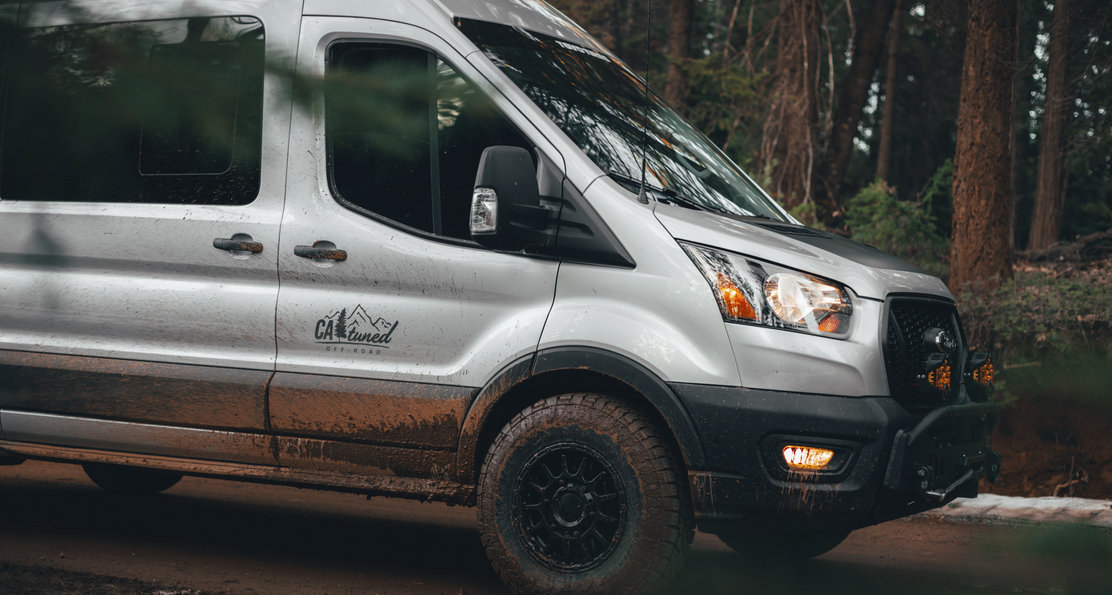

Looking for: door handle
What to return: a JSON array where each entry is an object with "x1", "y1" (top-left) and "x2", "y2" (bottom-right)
[
  {"x1": 213, "y1": 237, "x2": 263, "y2": 253},
  {"x1": 294, "y1": 244, "x2": 348, "y2": 261}
]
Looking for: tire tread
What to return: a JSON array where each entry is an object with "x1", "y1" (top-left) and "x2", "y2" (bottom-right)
[{"x1": 477, "y1": 394, "x2": 693, "y2": 595}]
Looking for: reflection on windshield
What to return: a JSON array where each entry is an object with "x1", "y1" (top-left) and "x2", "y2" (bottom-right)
[{"x1": 457, "y1": 18, "x2": 788, "y2": 222}]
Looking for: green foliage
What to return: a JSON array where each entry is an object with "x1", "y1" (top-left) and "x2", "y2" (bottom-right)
[
  {"x1": 956, "y1": 264, "x2": 1112, "y2": 409},
  {"x1": 978, "y1": 525, "x2": 1112, "y2": 594},
  {"x1": 918, "y1": 158, "x2": 954, "y2": 238},
  {"x1": 680, "y1": 54, "x2": 770, "y2": 165},
  {"x1": 787, "y1": 201, "x2": 821, "y2": 227},
  {"x1": 842, "y1": 179, "x2": 950, "y2": 278}
]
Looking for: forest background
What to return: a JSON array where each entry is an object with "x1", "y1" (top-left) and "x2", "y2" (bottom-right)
[{"x1": 549, "y1": 0, "x2": 1112, "y2": 497}]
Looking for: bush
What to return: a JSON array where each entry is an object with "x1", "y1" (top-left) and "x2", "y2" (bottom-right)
[
  {"x1": 842, "y1": 179, "x2": 950, "y2": 278},
  {"x1": 956, "y1": 263, "x2": 1112, "y2": 408}
]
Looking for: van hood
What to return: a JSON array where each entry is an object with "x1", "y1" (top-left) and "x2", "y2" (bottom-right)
[{"x1": 654, "y1": 204, "x2": 953, "y2": 301}]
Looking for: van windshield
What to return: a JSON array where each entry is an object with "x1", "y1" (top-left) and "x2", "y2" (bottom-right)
[{"x1": 457, "y1": 18, "x2": 789, "y2": 222}]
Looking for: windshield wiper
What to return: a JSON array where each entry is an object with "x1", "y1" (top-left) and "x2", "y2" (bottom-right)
[
  {"x1": 656, "y1": 188, "x2": 709, "y2": 211},
  {"x1": 607, "y1": 171, "x2": 709, "y2": 211},
  {"x1": 607, "y1": 170, "x2": 655, "y2": 193}
]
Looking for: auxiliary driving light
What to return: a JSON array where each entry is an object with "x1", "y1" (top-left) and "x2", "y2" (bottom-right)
[
  {"x1": 919, "y1": 353, "x2": 953, "y2": 401},
  {"x1": 781, "y1": 445, "x2": 835, "y2": 470},
  {"x1": 964, "y1": 352, "x2": 995, "y2": 402}
]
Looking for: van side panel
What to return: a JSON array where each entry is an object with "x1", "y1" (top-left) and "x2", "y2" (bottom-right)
[
  {"x1": 539, "y1": 181, "x2": 741, "y2": 387},
  {"x1": 0, "y1": 0, "x2": 304, "y2": 458},
  {"x1": 0, "y1": 351, "x2": 270, "y2": 431},
  {"x1": 268, "y1": 372, "x2": 474, "y2": 449}
]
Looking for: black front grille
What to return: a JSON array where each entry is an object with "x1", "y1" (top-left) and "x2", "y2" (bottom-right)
[{"x1": 883, "y1": 298, "x2": 964, "y2": 409}]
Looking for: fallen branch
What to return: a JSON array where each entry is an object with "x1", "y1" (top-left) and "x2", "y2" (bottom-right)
[
  {"x1": 1053, "y1": 468, "x2": 1088, "y2": 498},
  {"x1": 1020, "y1": 228, "x2": 1112, "y2": 263}
]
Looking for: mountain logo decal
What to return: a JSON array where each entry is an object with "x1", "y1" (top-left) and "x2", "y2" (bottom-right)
[{"x1": 314, "y1": 305, "x2": 398, "y2": 348}]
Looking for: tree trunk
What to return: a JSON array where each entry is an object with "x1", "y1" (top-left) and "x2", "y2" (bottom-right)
[
  {"x1": 812, "y1": 0, "x2": 898, "y2": 216},
  {"x1": 606, "y1": 0, "x2": 625, "y2": 55},
  {"x1": 665, "y1": 0, "x2": 693, "y2": 111},
  {"x1": 1009, "y1": 0, "x2": 1021, "y2": 251},
  {"x1": 949, "y1": 0, "x2": 1017, "y2": 291},
  {"x1": 759, "y1": 0, "x2": 822, "y2": 211},
  {"x1": 1027, "y1": 0, "x2": 1072, "y2": 250},
  {"x1": 876, "y1": 0, "x2": 903, "y2": 182}
]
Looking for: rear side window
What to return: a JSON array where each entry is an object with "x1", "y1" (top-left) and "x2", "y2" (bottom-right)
[
  {"x1": 0, "y1": 17, "x2": 264, "y2": 205},
  {"x1": 326, "y1": 42, "x2": 531, "y2": 240}
]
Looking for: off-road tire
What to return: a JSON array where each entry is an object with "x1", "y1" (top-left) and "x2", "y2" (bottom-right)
[
  {"x1": 478, "y1": 394, "x2": 694, "y2": 595},
  {"x1": 82, "y1": 463, "x2": 182, "y2": 495},
  {"x1": 718, "y1": 528, "x2": 851, "y2": 561}
]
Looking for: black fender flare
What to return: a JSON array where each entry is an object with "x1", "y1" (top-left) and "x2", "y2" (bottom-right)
[{"x1": 455, "y1": 347, "x2": 708, "y2": 483}]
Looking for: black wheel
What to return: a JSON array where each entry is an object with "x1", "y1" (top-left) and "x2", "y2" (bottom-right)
[
  {"x1": 478, "y1": 394, "x2": 693, "y2": 595},
  {"x1": 82, "y1": 463, "x2": 182, "y2": 495},
  {"x1": 718, "y1": 528, "x2": 851, "y2": 561}
]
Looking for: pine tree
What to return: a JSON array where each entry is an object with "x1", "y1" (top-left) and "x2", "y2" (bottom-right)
[
  {"x1": 950, "y1": 0, "x2": 1016, "y2": 291},
  {"x1": 335, "y1": 308, "x2": 348, "y2": 340}
]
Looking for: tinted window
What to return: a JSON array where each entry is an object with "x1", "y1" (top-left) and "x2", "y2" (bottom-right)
[
  {"x1": 327, "y1": 43, "x2": 531, "y2": 240},
  {"x1": 0, "y1": 17, "x2": 264, "y2": 205},
  {"x1": 457, "y1": 19, "x2": 789, "y2": 222}
]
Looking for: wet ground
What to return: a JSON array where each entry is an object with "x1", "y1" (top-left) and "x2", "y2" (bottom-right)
[{"x1": 1, "y1": 459, "x2": 1109, "y2": 595}]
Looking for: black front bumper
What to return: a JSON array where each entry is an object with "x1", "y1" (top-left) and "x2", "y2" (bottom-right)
[{"x1": 673, "y1": 384, "x2": 1000, "y2": 535}]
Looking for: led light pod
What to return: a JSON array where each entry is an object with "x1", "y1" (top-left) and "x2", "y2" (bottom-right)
[
  {"x1": 964, "y1": 352, "x2": 995, "y2": 402},
  {"x1": 919, "y1": 353, "x2": 953, "y2": 402}
]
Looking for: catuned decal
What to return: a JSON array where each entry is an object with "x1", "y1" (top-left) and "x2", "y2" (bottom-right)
[{"x1": 314, "y1": 305, "x2": 398, "y2": 352}]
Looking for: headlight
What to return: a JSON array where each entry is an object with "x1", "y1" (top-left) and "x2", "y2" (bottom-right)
[{"x1": 681, "y1": 242, "x2": 853, "y2": 337}]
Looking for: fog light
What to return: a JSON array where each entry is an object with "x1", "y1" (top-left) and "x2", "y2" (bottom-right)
[
  {"x1": 964, "y1": 352, "x2": 995, "y2": 402},
  {"x1": 782, "y1": 445, "x2": 835, "y2": 470}
]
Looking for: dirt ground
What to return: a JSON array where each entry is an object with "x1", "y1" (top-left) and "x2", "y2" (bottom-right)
[
  {"x1": 982, "y1": 393, "x2": 1112, "y2": 500},
  {"x1": 2, "y1": 460, "x2": 1111, "y2": 595}
]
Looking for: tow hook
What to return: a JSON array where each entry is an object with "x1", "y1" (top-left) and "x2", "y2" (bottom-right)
[{"x1": 987, "y1": 451, "x2": 1003, "y2": 483}]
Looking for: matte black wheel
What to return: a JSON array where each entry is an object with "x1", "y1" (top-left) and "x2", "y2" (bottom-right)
[
  {"x1": 718, "y1": 528, "x2": 851, "y2": 561},
  {"x1": 82, "y1": 463, "x2": 182, "y2": 495},
  {"x1": 478, "y1": 394, "x2": 693, "y2": 595}
]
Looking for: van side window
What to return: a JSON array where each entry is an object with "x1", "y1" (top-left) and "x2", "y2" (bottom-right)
[
  {"x1": 0, "y1": 17, "x2": 264, "y2": 205},
  {"x1": 327, "y1": 43, "x2": 531, "y2": 240}
]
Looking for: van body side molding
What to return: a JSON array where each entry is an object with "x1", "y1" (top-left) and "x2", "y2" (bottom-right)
[
  {"x1": 0, "y1": 350, "x2": 271, "y2": 432},
  {"x1": 0, "y1": 411, "x2": 277, "y2": 466},
  {"x1": 0, "y1": 440, "x2": 474, "y2": 504}
]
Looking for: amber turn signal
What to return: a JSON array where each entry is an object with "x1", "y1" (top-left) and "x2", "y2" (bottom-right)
[
  {"x1": 782, "y1": 445, "x2": 835, "y2": 470},
  {"x1": 715, "y1": 272, "x2": 757, "y2": 321}
]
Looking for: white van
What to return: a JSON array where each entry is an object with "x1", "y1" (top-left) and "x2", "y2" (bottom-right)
[{"x1": 0, "y1": 1, "x2": 1001, "y2": 593}]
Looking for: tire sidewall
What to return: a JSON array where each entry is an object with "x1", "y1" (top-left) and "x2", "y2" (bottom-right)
[{"x1": 480, "y1": 396, "x2": 679, "y2": 595}]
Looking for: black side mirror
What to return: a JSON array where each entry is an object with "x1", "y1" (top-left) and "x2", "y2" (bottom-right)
[{"x1": 470, "y1": 146, "x2": 554, "y2": 251}]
